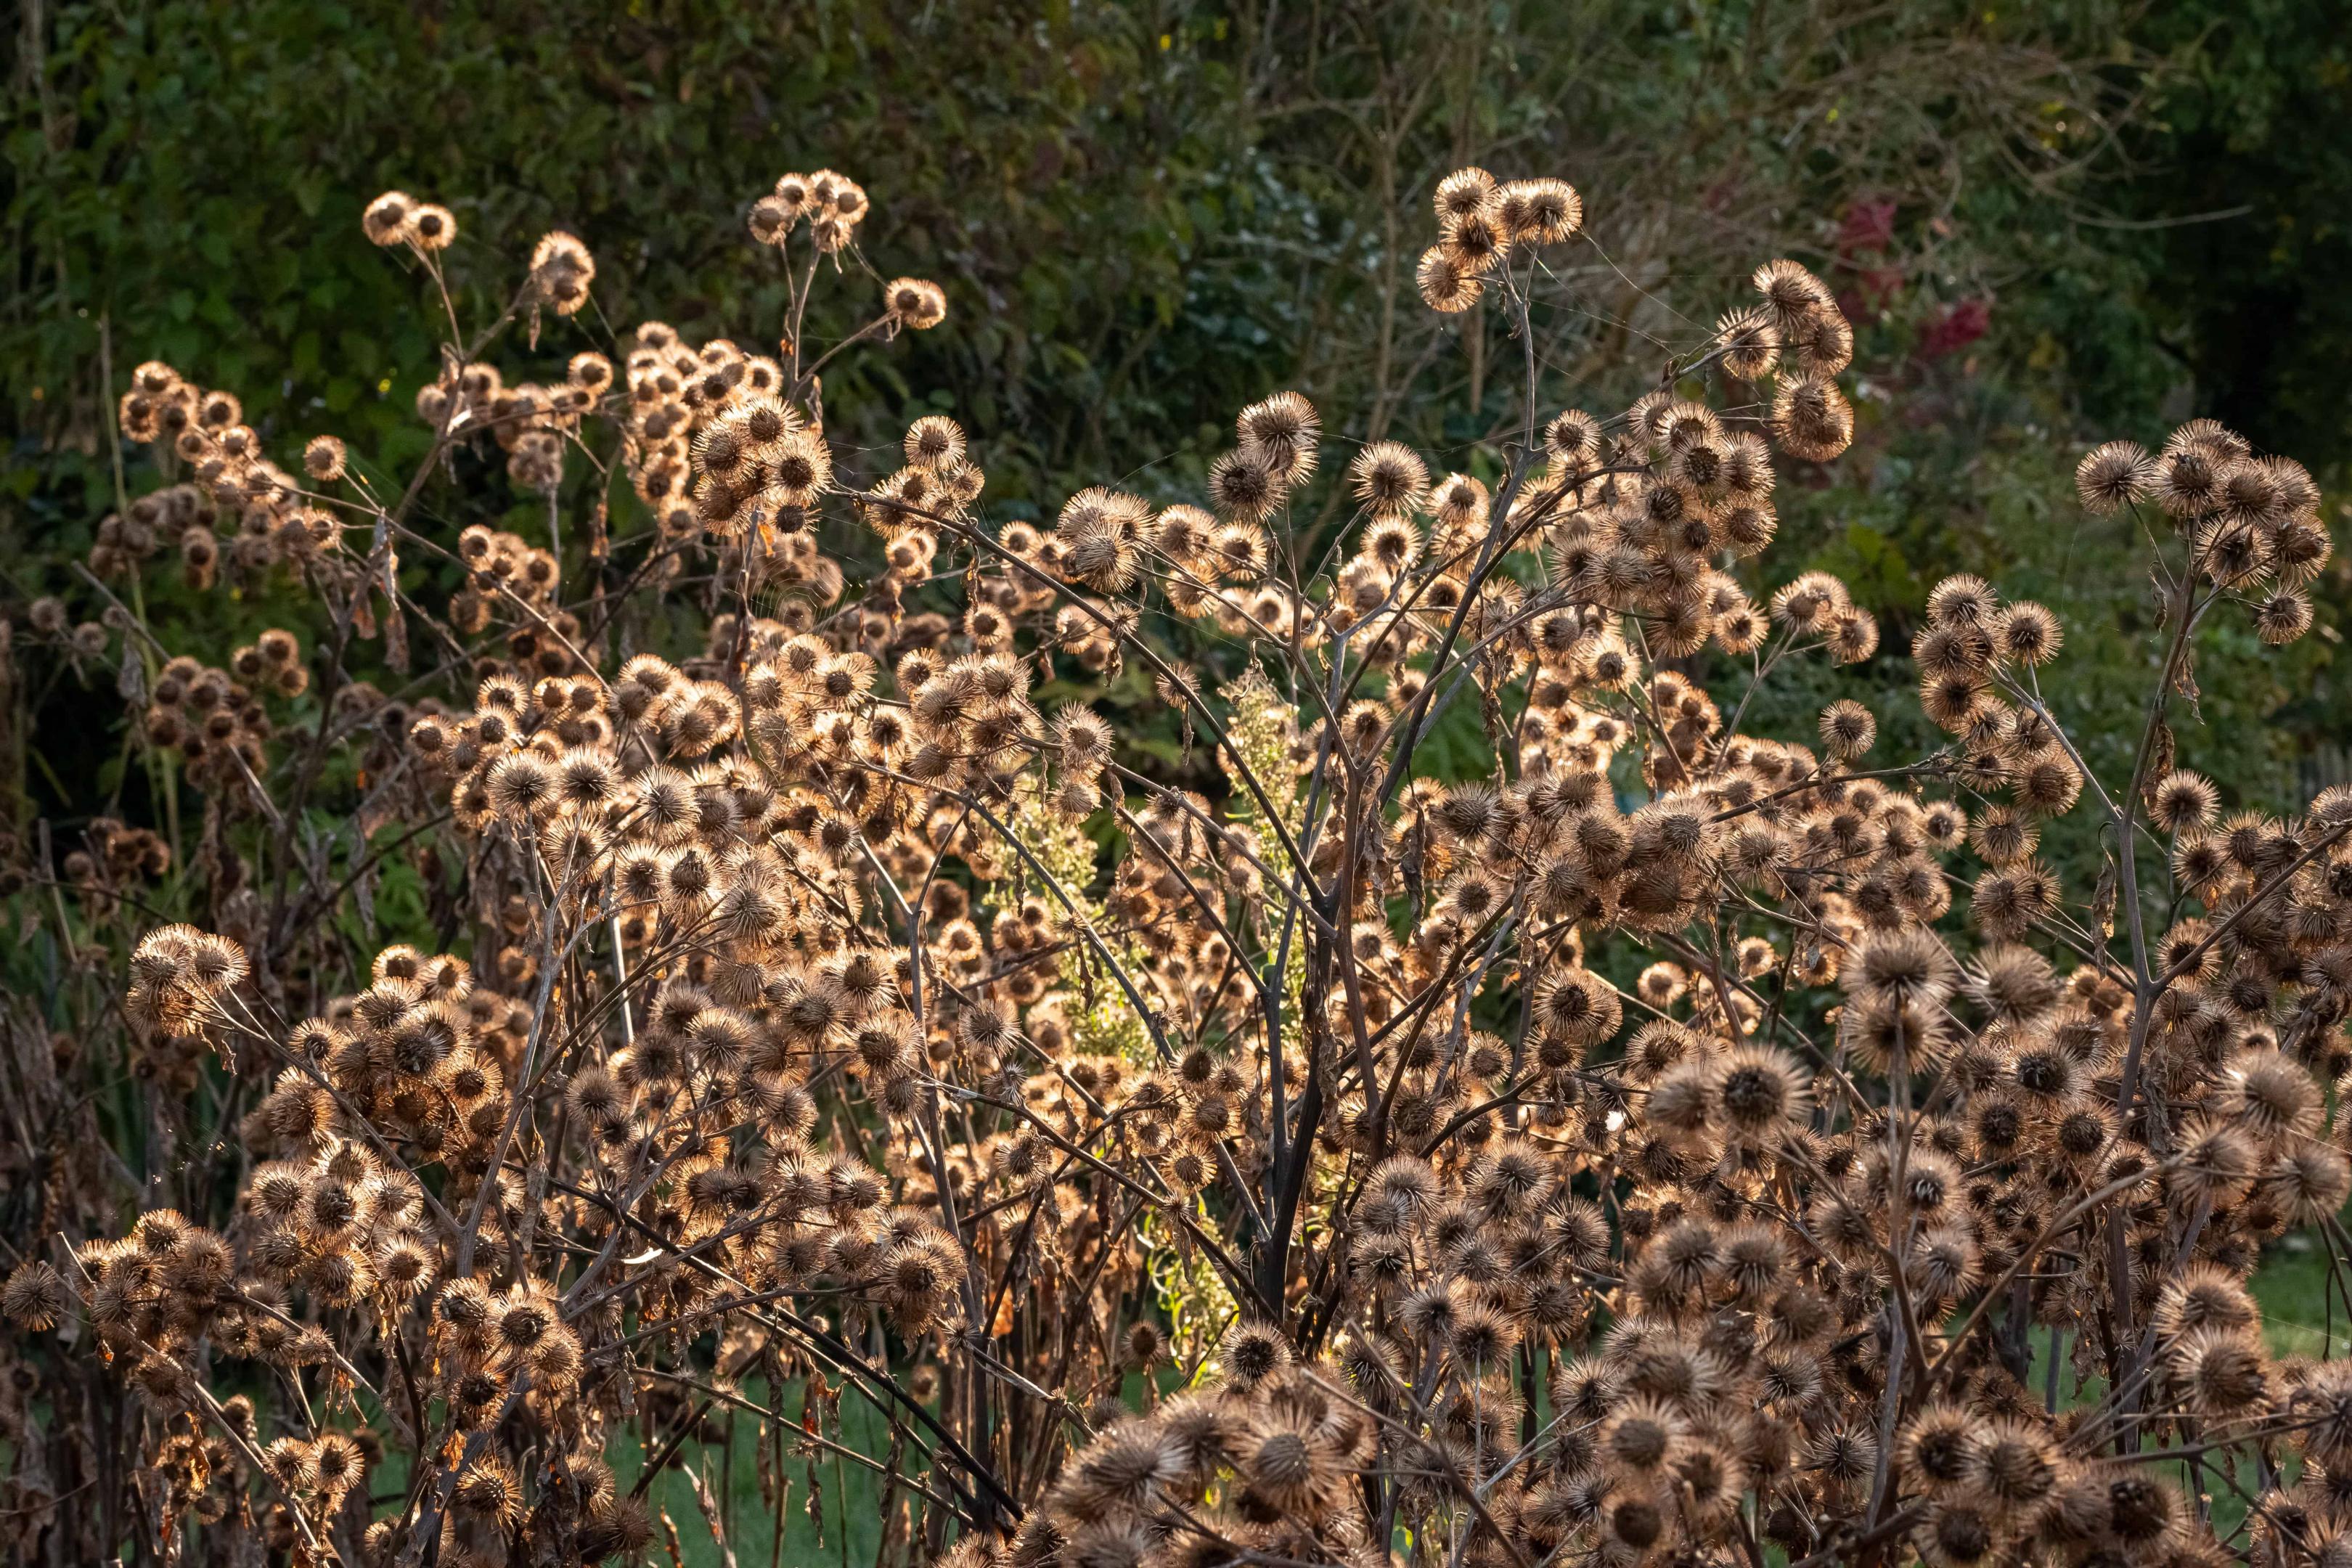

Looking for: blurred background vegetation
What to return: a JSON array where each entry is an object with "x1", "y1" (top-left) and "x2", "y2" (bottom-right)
[{"x1": 5, "y1": 0, "x2": 2350, "y2": 854}]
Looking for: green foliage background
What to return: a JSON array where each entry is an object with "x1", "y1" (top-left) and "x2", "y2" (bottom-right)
[{"x1": 6, "y1": 0, "x2": 2351, "y2": 853}]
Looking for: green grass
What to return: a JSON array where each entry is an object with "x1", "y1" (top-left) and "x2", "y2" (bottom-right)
[
  {"x1": 2251, "y1": 1231, "x2": 2347, "y2": 1360},
  {"x1": 2002, "y1": 1235, "x2": 2341, "y2": 1555},
  {"x1": 613, "y1": 1378, "x2": 901, "y2": 1568},
  {"x1": 353, "y1": 1377, "x2": 899, "y2": 1568}
]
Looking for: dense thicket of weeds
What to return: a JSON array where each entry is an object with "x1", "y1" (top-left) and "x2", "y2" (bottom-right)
[{"x1": 0, "y1": 163, "x2": 2343, "y2": 1568}]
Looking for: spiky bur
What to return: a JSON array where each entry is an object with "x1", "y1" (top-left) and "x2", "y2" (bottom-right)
[{"x1": 4, "y1": 158, "x2": 2345, "y2": 1568}]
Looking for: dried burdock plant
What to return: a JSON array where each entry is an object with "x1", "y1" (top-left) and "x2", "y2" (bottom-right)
[{"x1": 0, "y1": 157, "x2": 2343, "y2": 1568}]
